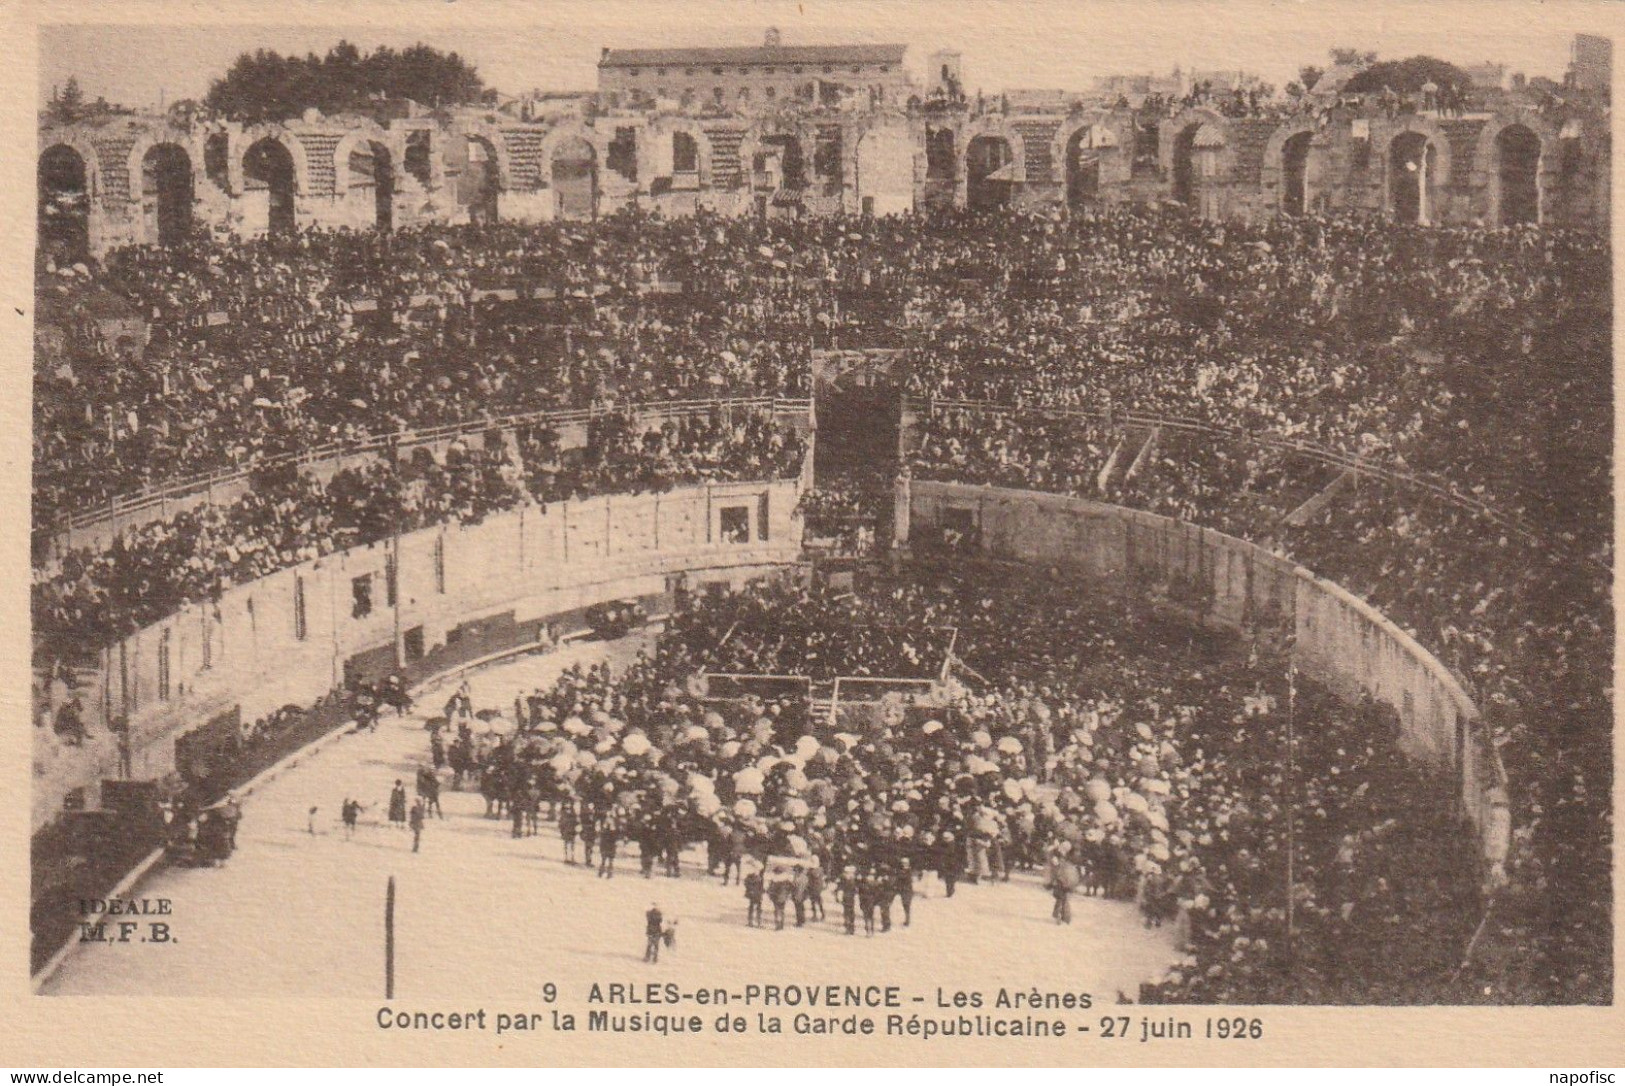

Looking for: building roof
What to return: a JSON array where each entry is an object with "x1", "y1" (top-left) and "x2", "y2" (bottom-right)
[{"x1": 600, "y1": 43, "x2": 906, "y2": 69}]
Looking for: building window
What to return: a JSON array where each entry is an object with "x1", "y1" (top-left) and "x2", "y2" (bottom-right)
[
  {"x1": 823, "y1": 65, "x2": 834, "y2": 75},
  {"x1": 629, "y1": 68, "x2": 640, "y2": 77},
  {"x1": 880, "y1": 65, "x2": 890, "y2": 73},
  {"x1": 294, "y1": 576, "x2": 308, "y2": 641},
  {"x1": 657, "y1": 67, "x2": 667, "y2": 76},
  {"x1": 720, "y1": 505, "x2": 750, "y2": 544},
  {"x1": 712, "y1": 66, "x2": 723, "y2": 75},
  {"x1": 352, "y1": 573, "x2": 373, "y2": 619},
  {"x1": 792, "y1": 66, "x2": 803, "y2": 74},
  {"x1": 403, "y1": 626, "x2": 425, "y2": 663},
  {"x1": 738, "y1": 66, "x2": 749, "y2": 75},
  {"x1": 765, "y1": 86, "x2": 777, "y2": 101},
  {"x1": 713, "y1": 87, "x2": 724, "y2": 106},
  {"x1": 673, "y1": 131, "x2": 699, "y2": 173},
  {"x1": 765, "y1": 66, "x2": 776, "y2": 74},
  {"x1": 739, "y1": 88, "x2": 751, "y2": 102},
  {"x1": 685, "y1": 67, "x2": 695, "y2": 76},
  {"x1": 851, "y1": 66, "x2": 861, "y2": 74}
]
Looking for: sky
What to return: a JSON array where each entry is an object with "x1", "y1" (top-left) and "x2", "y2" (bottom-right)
[{"x1": 37, "y1": 0, "x2": 1610, "y2": 111}]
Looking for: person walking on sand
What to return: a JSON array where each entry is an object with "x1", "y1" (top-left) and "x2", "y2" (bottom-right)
[
  {"x1": 644, "y1": 903, "x2": 664, "y2": 963},
  {"x1": 388, "y1": 780, "x2": 408, "y2": 827},
  {"x1": 410, "y1": 799, "x2": 426, "y2": 853}
]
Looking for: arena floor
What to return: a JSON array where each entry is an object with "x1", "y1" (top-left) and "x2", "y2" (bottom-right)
[{"x1": 42, "y1": 632, "x2": 1180, "y2": 999}]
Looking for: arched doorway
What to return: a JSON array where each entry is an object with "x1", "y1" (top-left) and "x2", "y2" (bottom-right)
[
  {"x1": 550, "y1": 136, "x2": 596, "y2": 221},
  {"x1": 38, "y1": 144, "x2": 90, "y2": 262},
  {"x1": 966, "y1": 135, "x2": 1015, "y2": 210},
  {"x1": 243, "y1": 137, "x2": 297, "y2": 238},
  {"x1": 348, "y1": 140, "x2": 395, "y2": 232},
  {"x1": 459, "y1": 136, "x2": 501, "y2": 224},
  {"x1": 1389, "y1": 131, "x2": 1437, "y2": 224},
  {"x1": 1281, "y1": 131, "x2": 1312, "y2": 215},
  {"x1": 1172, "y1": 122, "x2": 1224, "y2": 210},
  {"x1": 855, "y1": 127, "x2": 914, "y2": 216},
  {"x1": 1496, "y1": 125, "x2": 1541, "y2": 226},
  {"x1": 142, "y1": 143, "x2": 194, "y2": 246},
  {"x1": 1065, "y1": 126, "x2": 1113, "y2": 208}
]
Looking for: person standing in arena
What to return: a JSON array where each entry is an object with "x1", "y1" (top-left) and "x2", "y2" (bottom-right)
[
  {"x1": 409, "y1": 799, "x2": 426, "y2": 854},
  {"x1": 388, "y1": 780, "x2": 407, "y2": 828},
  {"x1": 744, "y1": 866, "x2": 765, "y2": 927},
  {"x1": 559, "y1": 797, "x2": 579, "y2": 864},
  {"x1": 644, "y1": 903, "x2": 664, "y2": 964}
]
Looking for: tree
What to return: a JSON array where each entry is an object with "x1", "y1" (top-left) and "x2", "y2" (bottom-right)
[
  {"x1": 1298, "y1": 65, "x2": 1324, "y2": 92},
  {"x1": 204, "y1": 41, "x2": 486, "y2": 123},
  {"x1": 48, "y1": 76, "x2": 85, "y2": 124},
  {"x1": 1342, "y1": 56, "x2": 1474, "y2": 96},
  {"x1": 1330, "y1": 48, "x2": 1379, "y2": 69}
]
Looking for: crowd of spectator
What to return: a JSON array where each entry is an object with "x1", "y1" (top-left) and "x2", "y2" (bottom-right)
[
  {"x1": 32, "y1": 200, "x2": 1609, "y2": 1003},
  {"x1": 448, "y1": 568, "x2": 1484, "y2": 1001},
  {"x1": 35, "y1": 408, "x2": 803, "y2": 651}
]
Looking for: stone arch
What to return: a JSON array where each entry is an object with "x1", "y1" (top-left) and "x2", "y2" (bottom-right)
[
  {"x1": 1053, "y1": 112, "x2": 1127, "y2": 204},
  {"x1": 241, "y1": 134, "x2": 301, "y2": 237},
  {"x1": 1263, "y1": 119, "x2": 1320, "y2": 214},
  {"x1": 1157, "y1": 107, "x2": 1231, "y2": 179},
  {"x1": 38, "y1": 140, "x2": 96, "y2": 261},
  {"x1": 124, "y1": 131, "x2": 198, "y2": 203},
  {"x1": 135, "y1": 141, "x2": 196, "y2": 246},
  {"x1": 1380, "y1": 115, "x2": 1454, "y2": 190},
  {"x1": 456, "y1": 123, "x2": 514, "y2": 191},
  {"x1": 333, "y1": 131, "x2": 399, "y2": 234},
  {"x1": 1159, "y1": 108, "x2": 1233, "y2": 215},
  {"x1": 1382, "y1": 117, "x2": 1452, "y2": 225},
  {"x1": 1472, "y1": 112, "x2": 1558, "y2": 226},
  {"x1": 542, "y1": 124, "x2": 599, "y2": 220},
  {"x1": 39, "y1": 134, "x2": 101, "y2": 200},
  {"x1": 238, "y1": 127, "x2": 310, "y2": 195},
  {"x1": 450, "y1": 131, "x2": 505, "y2": 224},
  {"x1": 959, "y1": 117, "x2": 1027, "y2": 210}
]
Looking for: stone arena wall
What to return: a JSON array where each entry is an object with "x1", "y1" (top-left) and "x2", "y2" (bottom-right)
[
  {"x1": 49, "y1": 481, "x2": 803, "y2": 826},
  {"x1": 905, "y1": 480, "x2": 1511, "y2": 878}
]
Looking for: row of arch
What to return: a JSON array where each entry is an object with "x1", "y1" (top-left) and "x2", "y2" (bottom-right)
[{"x1": 37, "y1": 111, "x2": 1583, "y2": 257}]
